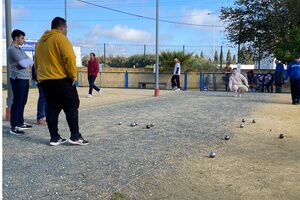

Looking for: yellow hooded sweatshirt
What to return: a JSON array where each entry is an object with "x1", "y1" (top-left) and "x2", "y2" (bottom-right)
[{"x1": 34, "y1": 29, "x2": 77, "y2": 82}]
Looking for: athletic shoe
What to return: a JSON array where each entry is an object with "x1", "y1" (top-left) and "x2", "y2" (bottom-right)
[
  {"x1": 97, "y1": 89, "x2": 102, "y2": 94},
  {"x1": 19, "y1": 123, "x2": 33, "y2": 130},
  {"x1": 69, "y1": 137, "x2": 89, "y2": 146},
  {"x1": 238, "y1": 93, "x2": 242, "y2": 97},
  {"x1": 175, "y1": 88, "x2": 181, "y2": 92},
  {"x1": 172, "y1": 86, "x2": 178, "y2": 91},
  {"x1": 50, "y1": 138, "x2": 67, "y2": 146},
  {"x1": 10, "y1": 127, "x2": 25, "y2": 136},
  {"x1": 234, "y1": 93, "x2": 238, "y2": 98},
  {"x1": 87, "y1": 94, "x2": 93, "y2": 98}
]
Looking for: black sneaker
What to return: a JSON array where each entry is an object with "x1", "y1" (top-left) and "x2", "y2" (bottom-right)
[
  {"x1": 50, "y1": 138, "x2": 67, "y2": 146},
  {"x1": 10, "y1": 127, "x2": 25, "y2": 136},
  {"x1": 19, "y1": 123, "x2": 33, "y2": 130},
  {"x1": 69, "y1": 137, "x2": 89, "y2": 146}
]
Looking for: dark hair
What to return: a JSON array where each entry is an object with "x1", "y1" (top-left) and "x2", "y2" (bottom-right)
[
  {"x1": 11, "y1": 29, "x2": 25, "y2": 40},
  {"x1": 51, "y1": 17, "x2": 67, "y2": 29},
  {"x1": 295, "y1": 54, "x2": 300, "y2": 59},
  {"x1": 90, "y1": 53, "x2": 96, "y2": 57},
  {"x1": 232, "y1": 68, "x2": 237, "y2": 70}
]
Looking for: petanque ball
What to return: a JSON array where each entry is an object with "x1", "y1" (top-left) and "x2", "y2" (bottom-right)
[
  {"x1": 118, "y1": 122, "x2": 122, "y2": 125},
  {"x1": 131, "y1": 122, "x2": 136, "y2": 127},
  {"x1": 240, "y1": 124, "x2": 245, "y2": 128},
  {"x1": 279, "y1": 133, "x2": 284, "y2": 139},
  {"x1": 146, "y1": 125, "x2": 151, "y2": 129},
  {"x1": 150, "y1": 123, "x2": 154, "y2": 127},
  {"x1": 252, "y1": 119, "x2": 256, "y2": 123},
  {"x1": 242, "y1": 119, "x2": 246, "y2": 122},
  {"x1": 209, "y1": 151, "x2": 216, "y2": 158},
  {"x1": 225, "y1": 135, "x2": 230, "y2": 140}
]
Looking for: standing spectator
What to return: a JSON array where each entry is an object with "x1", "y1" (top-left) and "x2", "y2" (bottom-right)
[
  {"x1": 7, "y1": 29, "x2": 33, "y2": 135},
  {"x1": 247, "y1": 70, "x2": 256, "y2": 92},
  {"x1": 274, "y1": 60, "x2": 285, "y2": 93},
  {"x1": 229, "y1": 68, "x2": 249, "y2": 97},
  {"x1": 35, "y1": 17, "x2": 89, "y2": 145},
  {"x1": 32, "y1": 63, "x2": 47, "y2": 125},
  {"x1": 171, "y1": 57, "x2": 181, "y2": 91},
  {"x1": 87, "y1": 52, "x2": 101, "y2": 98},
  {"x1": 264, "y1": 72, "x2": 274, "y2": 93},
  {"x1": 224, "y1": 61, "x2": 232, "y2": 91},
  {"x1": 285, "y1": 54, "x2": 300, "y2": 105}
]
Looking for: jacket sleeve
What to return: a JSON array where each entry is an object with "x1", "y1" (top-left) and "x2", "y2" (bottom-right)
[
  {"x1": 228, "y1": 76, "x2": 233, "y2": 91},
  {"x1": 241, "y1": 74, "x2": 249, "y2": 87},
  {"x1": 284, "y1": 64, "x2": 290, "y2": 80},
  {"x1": 57, "y1": 36, "x2": 77, "y2": 81},
  {"x1": 95, "y1": 60, "x2": 99, "y2": 75}
]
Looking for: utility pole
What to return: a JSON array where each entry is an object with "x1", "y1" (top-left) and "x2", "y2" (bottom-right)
[
  {"x1": 65, "y1": 0, "x2": 67, "y2": 20},
  {"x1": 5, "y1": 0, "x2": 13, "y2": 121},
  {"x1": 154, "y1": 0, "x2": 160, "y2": 97}
]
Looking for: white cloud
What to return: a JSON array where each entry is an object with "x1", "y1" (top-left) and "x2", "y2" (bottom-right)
[
  {"x1": 182, "y1": 9, "x2": 222, "y2": 28},
  {"x1": 77, "y1": 24, "x2": 155, "y2": 46},
  {"x1": 103, "y1": 25, "x2": 154, "y2": 43}
]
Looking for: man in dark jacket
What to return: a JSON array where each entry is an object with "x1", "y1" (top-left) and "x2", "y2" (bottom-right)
[
  {"x1": 285, "y1": 54, "x2": 300, "y2": 105},
  {"x1": 87, "y1": 52, "x2": 101, "y2": 97}
]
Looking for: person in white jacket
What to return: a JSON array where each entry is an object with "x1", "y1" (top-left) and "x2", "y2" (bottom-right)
[{"x1": 229, "y1": 68, "x2": 249, "y2": 97}]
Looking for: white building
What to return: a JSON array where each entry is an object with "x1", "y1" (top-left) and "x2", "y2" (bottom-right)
[{"x1": 2, "y1": 39, "x2": 82, "y2": 67}]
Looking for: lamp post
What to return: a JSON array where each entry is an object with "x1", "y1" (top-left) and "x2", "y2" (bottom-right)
[{"x1": 154, "y1": 0, "x2": 160, "y2": 96}]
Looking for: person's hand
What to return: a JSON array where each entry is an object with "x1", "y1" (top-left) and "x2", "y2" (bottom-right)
[{"x1": 72, "y1": 80, "x2": 76, "y2": 86}]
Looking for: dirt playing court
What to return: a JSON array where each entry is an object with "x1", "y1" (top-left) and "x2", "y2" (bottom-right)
[{"x1": 2, "y1": 88, "x2": 299, "y2": 200}]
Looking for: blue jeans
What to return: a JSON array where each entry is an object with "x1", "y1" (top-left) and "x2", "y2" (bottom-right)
[
  {"x1": 88, "y1": 76, "x2": 100, "y2": 94},
  {"x1": 10, "y1": 78, "x2": 29, "y2": 128},
  {"x1": 37, "y1": 85, "x2": 47, "y2": 120}
]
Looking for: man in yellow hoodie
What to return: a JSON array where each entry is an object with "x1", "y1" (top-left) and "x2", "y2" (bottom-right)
[{"x1": 35, "y1": 17, "x2": 88, "y2": 146}]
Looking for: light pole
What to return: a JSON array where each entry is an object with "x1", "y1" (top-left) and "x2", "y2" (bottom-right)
[
  {"x1": 5, "y1": 0, "x2": 13, "y2": 121},
  {"x1": 65, "y1": 0, "x2": 67, "y2": 20},
  {"x1": 154, "y1": 0, "x2": 160, "y2": 96}
]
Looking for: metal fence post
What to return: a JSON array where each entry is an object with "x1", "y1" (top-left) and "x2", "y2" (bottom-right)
[
  {"x1": 124, "y1": 70, "x2": 128, "y2": 88},
  {"x1": 184, "y1": 70, "x2": 188, "y2": 91},
  {"x1": 200, "y1": 71, "x2": 204, "y2": 91}
]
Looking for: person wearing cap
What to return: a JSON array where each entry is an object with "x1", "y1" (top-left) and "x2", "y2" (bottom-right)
[{"x1": 285, "y1": 54, "x2": 300, "y2": 105}]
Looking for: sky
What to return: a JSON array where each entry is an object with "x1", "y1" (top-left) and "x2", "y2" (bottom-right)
[{"x1": 2, "y1": 0, "x2": 236, "y2": 56}]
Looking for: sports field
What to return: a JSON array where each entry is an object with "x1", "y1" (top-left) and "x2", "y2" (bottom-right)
[{"x1": 2, "y1": 88, "x2": 300, "y2": 200}]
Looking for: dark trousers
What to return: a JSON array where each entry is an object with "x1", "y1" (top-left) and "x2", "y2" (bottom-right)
[
  {"x1": 39, "y1": 78, "x2": 81, "y2": 141},
  {"x1": 290, "y1": 79, "x2": 300, "y2": 102},
  {"x1": 171, "y1": 75, "x2": 180, "y2": 88},
  {"x1": 10, "y1": 78, "x2": 29, "y2": 128},
  {"x1": 275, "y1": 85, "x2": 282, "y2": 93},
  {"x1": 224, "y1": 77, "x2": 230, "y2": 91},
  {"x1": 37, "y1": 86, "x2": 47, "y2": 120},
  {"x1": 88, "y1": 75, "x2": 100, "y2": 95}
]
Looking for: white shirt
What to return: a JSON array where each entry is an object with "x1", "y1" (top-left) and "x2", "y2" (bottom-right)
[{"x1": 173, "y1": 62, "x2": 181, "y2": 75}]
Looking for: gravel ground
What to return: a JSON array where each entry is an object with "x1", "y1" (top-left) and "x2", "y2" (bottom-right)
[{"x1": 2, "y1": 91, "x2": 271, "y2": 199}]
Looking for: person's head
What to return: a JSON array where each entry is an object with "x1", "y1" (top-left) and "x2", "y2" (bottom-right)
[
  {"x1": 51, "y1": 17, "x2": 68, "y2": 35},
  {"x1": 226, "y1": 61, "x2": 231, "y2": 67},
  {"x1": 174, "y1": 57, "x2": 179, "y2": 62},
  {"x1": 90, "y1": 52, "x2": 96, "y2": 60},
  {"x1": 275, "y1": 59, "x2": 281, "y2": 64},
  {"x1": 11, "y1": 29, "x2": 25, "y2": 45},
  {"x1": 295, "y1": 54, "x2": 300, "y2": 62},
  {"x1": 232, "y1": 68, "x2": 238, "y2": 75}
]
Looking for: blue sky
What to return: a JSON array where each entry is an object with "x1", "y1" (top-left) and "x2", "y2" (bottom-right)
[{"x1": 3, "y1": 0, "x2": 236, "y2": 56}]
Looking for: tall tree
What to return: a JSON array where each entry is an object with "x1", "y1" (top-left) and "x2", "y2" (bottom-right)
[
  {"x1": 232, "y1": 55, "x2": 237, "y2": 64},
  {"x1": 226, "y1": 49, "x2": 232, "y2": 63},
  {"x1": 220, "y1": 0, "x2": 300, "y2": 62},
  {"x1": 214, "y1": 50, "x2": 219, "y2": 62},
  {"x1": 200, "y1": 51, "x2": 205, "y2": 59},
  {"x1": 219, "y1": 48, "x2": 224, "y2": 65}
]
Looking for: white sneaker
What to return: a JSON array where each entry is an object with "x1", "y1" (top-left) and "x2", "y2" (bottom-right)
[
  {"x1": 97, "y1": 89, "x2": 102, "y2": 94},
  {"x1": 234, "y1": 93, "x2": 238, "y2": 97},
  {"x1": 175, "y1": 88, "x2": 181, "y2": 92},
  {"x1": 172, "y1": 86, "x2": 178, "y2": 91},
  {"x1": 87, "y1": 94, "x2": 93, "y2": 98},
  {"x1": 238, "y1": 93, "x2": 242, "y2": 97}
]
